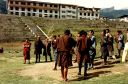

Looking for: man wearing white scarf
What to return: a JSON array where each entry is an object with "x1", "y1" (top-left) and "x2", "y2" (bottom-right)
[{"x1": 122, "y1": 29, "x2": 128, "y2": 62}]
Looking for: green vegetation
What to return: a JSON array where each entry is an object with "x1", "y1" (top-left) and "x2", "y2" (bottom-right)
[{"x1": 0, "y1": 14, "x2": 128, "y2": 41}]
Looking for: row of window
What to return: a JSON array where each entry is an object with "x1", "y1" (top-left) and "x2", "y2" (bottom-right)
[
  {"x1": 10, "y1": 1, "x2": 59, "y2": 8},
  {"x1": 10, "y1": 1, "x2": 77, "y2": 9},
  {"x1": 78, "y1": 8, "x2": 99, "y2": 12},
  {"x1": 9, "y1": 10, "x2": 98, "y2": 17},
  {"x1": 9, "y1": 1, "x2": 100, "y2": 10},
  {"x1": 10, "y1": 7, "x2": 77, "y2": 14},
  {"x1": 9, "y1": 12, "x2": 78, "y2": 19},
  {"x1": 10, "y1": 12, "x2": 59, "y2": 18},
  {"x1": 10, "y1": 7, "x2": 59, "y2": 13},
  {"x1": 79, "y1": 12, "x2": 98, "y2": 16},
  {"x1": 10, "y1": 7, "x2": 97, "y2": 16}
]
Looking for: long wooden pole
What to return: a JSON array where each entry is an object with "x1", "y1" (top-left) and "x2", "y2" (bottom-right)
[{"x1": 36, "y1": 25, "x2": 49, "y2": 39}]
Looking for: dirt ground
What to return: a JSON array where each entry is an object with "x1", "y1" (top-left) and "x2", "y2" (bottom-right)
[{"x1": 17, "y1": 58, "x2": 128, "y2": 81}]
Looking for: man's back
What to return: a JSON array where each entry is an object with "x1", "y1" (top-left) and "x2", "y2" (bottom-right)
[{"x1": 57, "y1": 35, "x2": 71, "y2": 52}]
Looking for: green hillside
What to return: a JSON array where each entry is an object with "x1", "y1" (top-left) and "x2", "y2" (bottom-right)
[
  {"x1": 0, "y1": 14, "x2": 128, "y2": 42},
  {"x1": 101, "y1": 7, "x2": 128, "y2": 19}
]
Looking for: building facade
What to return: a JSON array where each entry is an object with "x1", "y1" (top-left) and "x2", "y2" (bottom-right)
[{"x1": 7, "y1": 0, "x2": 100, "y2": 20}]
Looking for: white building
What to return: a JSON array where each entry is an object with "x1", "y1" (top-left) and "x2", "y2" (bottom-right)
[
  {"x1": 7, "y1": 0, "x2": 100, "y2": 20},
  {"x1": 119, "y1": 15, "x2": 128, "y2": 22}
]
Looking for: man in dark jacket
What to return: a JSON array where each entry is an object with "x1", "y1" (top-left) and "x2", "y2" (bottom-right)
[
  {"x1": 43, "y1": 38, "x2": 52, "y2": 62},
  {"x1": 34, "y1": 36, "x2": 45, "y2": 63},
  {"x1": 100, "y1": 30, "x2": 109, "y2": 65},
  {"x1": 76, "y1": 30, "x2": 91, "y2": 79}
]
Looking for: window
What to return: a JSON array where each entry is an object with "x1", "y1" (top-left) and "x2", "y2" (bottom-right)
[
  {"x1": 49, "y1": 15, "x2": 52, "y2": 18},
  {"x1": 21, "y1": 8, "x2": 25, "y2": 11},
  {"x1": 15, "y1": 1, "x2": 19, "y2": 4},
  {"x1": 84, "y1": 13, "x2": 86, "y2": 16},
  {"x1": 72, "y1": 16, "x2": 76, "y2": 18},
  {"x1": 15, "y1": 7, "x2": 19, "y2": 11},
  {"x1": 88, "y1": 13, "x2": 90, "y2": 16},
  {"x1": 68, "y1": 6, "x2": 71, "y2": 8},
  {"x1": 39, "y1": 9, "x2": 42, "y2": 12},
  {"x1": 80, "y1": 13, "x2": 82, "y2": 15},
  {"x1": 50, "y1": 5, "x2": 52, "y2": 7},
  {"x1": 33, "y1": 13, "x2": 36, "y2": 16},
  {"x1": 27, "y1": 13, "x2": 31, "y2": 16},
  {"x1": 72, "y1": 6, "x2": 76, "y2": 9},
  {"x1": 84, "y1": 8, "x2": 86, "y2": 10},
  {"x1": 62, "y1": 5, "x2": 65, "y2": 8},
  {"x1": 62, "y1": 15, "x2": 65, "y2": 18},
  {"x1": 44, "y1": 10, "x2": 47, "y2": 13},
  {"x1": 21, "y1": 2, "x2": 26, "y2": 5},
  {"x1": 96, "y1": 14, "x2": 98, "y2": 17},
  {"x1": 15, "y1": 12, "x2": 19, "y2": 15},
  {"x1": 21, "y1": 12, "x2": 25, "y2": 16},
  {"x1": 33, "y1": 2, "x2": 36, "y2": 6},
  {"x1": 10, "y1": 12, "x2": 13, "y2": 15},
  {"x1": 39, "y1": 3, "x2": 43, "y2": 6},
  {"x1": 50, "y1": 10, "x2": 52, "y2": 13},
  {"x1": 79, "y1": 8, "x2": 82, "y2": 10},
  {"x1": 55, "y1": 11, "x2": 58, "y2": 13},
  {"x1": 67, "y1": 15, "x2": 71, "y2": 17},
  {"x1": 91, "y1": 13, "x2": 94, "y2": 16},
  {"x1": 44, "y1": 14, "x2": 48, "y2": 17},
  {"x1": 54, "y1": 5, "x2": 58, "y2": 8},
  {"x1": 39, "y1": 14, "x2": 42, "y2": 17},
  {"x1": 55, "y1": 15, "x2": 58, "y2": 18},
  {"x1": 10, "y1": 7, "x2": 13, "y2": 10},
  {"x1": 33, "y1": 8, "x2": 36, "y2": 12},
  {"x1": 10, "y1": 1, "x2": 13, "y2": 4},
  {"x1": 62, "y1": 11, "x2": 65, "y2": 13},
  {"x1": 44, "y1": 4, "x2": 47, "y2": 7},
  {"x1": 27, "y1": 8, "x2": 31, "y2": 11},
  {"x1": 72, "y1": 11, "x2": 76, "y2": 14},
  {"x1": 67, "y1": 11, "x2": 71, "y2": 13},
  {"x1": 27, "y1": 2, "x2": 31, "y2": 5}
]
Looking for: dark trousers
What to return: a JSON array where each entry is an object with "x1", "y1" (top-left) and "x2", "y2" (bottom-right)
[
  {"x1": 69, "y1": 54, "x2": 73, "y2": 66},
  {"x1": 45, "y1": 52, "x2": 52, "y2": 62},
  {"x1": 101, "y1": 47, "x2": 109, "y2": 64},
  {"x1": 89, "y1": 49, "x2": 96, "y2": 68},
  {"x1": 78, "y1": 61, "x2": 88, "y2": 76},
  {"x1": 36, "y1": 54, "x2": 41, "y2": 63},
  {"x1": 78, "y1": 53, "x2": 89, "y2": 76},
  {"x1": 104, "y1": 55, "x2": 107, "y2": 63}
]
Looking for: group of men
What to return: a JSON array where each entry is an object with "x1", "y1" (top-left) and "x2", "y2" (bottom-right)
[
  {"x1": 23, "y1": 29, "x2": 128, "y2": 81},
  {"x1": 23, "y1": 37, "x2": 52, "y2": 64},
  {"x1": 50, "y1": 30, "x2": 96, "y2": 81}
]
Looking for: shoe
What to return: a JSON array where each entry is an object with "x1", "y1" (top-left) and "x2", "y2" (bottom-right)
[
  {"x1": 84, "y1": 76, "x2": 87, "y2": 80},
  {"x1": 53, "y1": 68, "x2": 57, "y2": 70},
  {"x1": 78, "y1": 72, "x2": 81, "y2": 75}
]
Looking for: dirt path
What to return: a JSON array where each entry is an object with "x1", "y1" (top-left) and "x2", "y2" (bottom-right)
[{"x1": 18, "y1": 59, "x2": 128, "y2": 81}]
